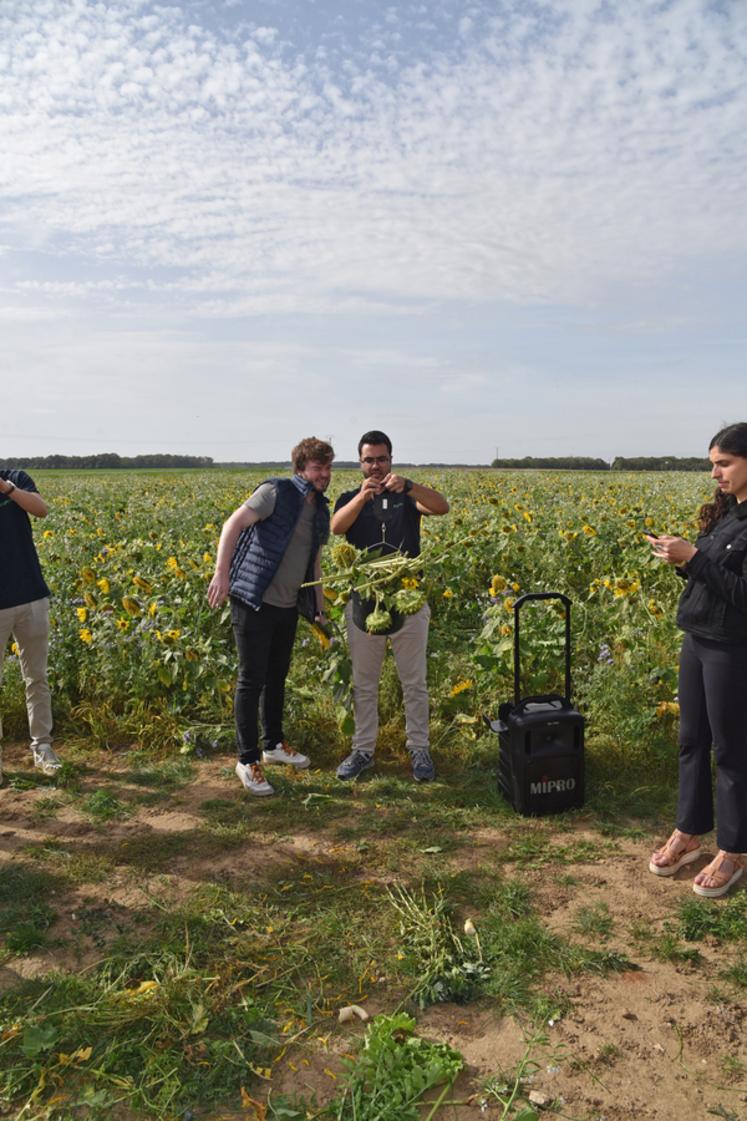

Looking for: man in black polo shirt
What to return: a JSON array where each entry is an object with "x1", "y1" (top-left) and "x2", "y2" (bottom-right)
[
  {"x1": 331, "y1": 430, "x2": 449, "y2": 782},
  {"x1": 0, "y1": 469, "x2": 60, "y2": 781}
]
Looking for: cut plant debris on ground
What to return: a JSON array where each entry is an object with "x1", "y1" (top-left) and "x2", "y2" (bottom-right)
[{"x1": 1, "y1": 738, "x2": 747, "y2": 1121}]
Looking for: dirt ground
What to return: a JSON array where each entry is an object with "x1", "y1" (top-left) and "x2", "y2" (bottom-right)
[{"x1": 1, "y1": 740, "x2": 746, "y2": 1121}]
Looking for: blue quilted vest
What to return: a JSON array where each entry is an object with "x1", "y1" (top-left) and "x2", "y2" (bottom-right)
[{"x1": 229, "y1": 475, "x2": 329, "y2": 615}]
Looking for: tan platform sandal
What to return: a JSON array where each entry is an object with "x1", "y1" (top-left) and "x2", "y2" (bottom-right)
[
  {"x1": 649, "y1": 829, "x2": 701, "y2": 877},
  {"x1": 692, "y1": 851, "x2": 744, "y2": 898}
]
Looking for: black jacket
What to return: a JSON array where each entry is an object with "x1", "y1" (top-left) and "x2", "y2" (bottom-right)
[{"x1": 676, "y1": 499, "x2": 747, "y2": 643}]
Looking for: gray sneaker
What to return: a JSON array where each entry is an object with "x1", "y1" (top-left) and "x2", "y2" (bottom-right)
[
  {"x1": 32, "y1": 744, "x2": 62, "y2": 776},
  {"x1": 411, "y1": 749, "x2": 435, "y2": 782},
  {"x1": 336, "y1": 751, "x2": 374, "y2": 781}
]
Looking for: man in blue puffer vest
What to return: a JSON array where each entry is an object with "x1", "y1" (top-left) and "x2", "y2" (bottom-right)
[{"x1": 208, "y1": 437, "x2": 334, "y2": 796}]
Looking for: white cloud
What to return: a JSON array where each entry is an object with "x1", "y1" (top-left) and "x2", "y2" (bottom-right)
[
  {"x1": 1, "y1": 1, "x2": 744, "y2": 462},
  {"x1": 0, "y1": 304, "x2": 70, "y2": 322},
  {"x1": 0, "y1": 0, "x2": 744, "y2": 320}
]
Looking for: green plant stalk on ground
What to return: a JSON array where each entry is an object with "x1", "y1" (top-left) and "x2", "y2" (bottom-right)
[{"x1": 480, "y1": 1028, "x2": 558, "y2": 1121}]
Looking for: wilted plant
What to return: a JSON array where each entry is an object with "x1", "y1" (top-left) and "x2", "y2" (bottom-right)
[{"x1": 387, "y1": 884, "x2": 490, "y2": 1007}]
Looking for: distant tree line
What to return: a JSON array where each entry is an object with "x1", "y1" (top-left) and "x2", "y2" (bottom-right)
[
  {"x1": 1, "y1": 453, "x2": 214, "y2": 469},
  {"x1": 491, "y1": 457, "x2": 610, "y2": 470},
  {"x1": 490, "y1": 456, "x2": 712, "y2": 471},
  {"x1": 1, "y1": 453, "x2": 714, "y2": 472},
  {"x1": 609, "y1": 456, "x2": 711, "y2": 472}
]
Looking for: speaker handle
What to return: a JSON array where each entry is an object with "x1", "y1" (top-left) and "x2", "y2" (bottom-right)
[{"x1": 513, "y1": 592, "x2": 572, "y2": 707}]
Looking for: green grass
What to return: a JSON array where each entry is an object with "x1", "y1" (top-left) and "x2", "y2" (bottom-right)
[
  {"x1": 80, "y1": 788, "x2": 132, "y2": 822},
  {"x1": 54, "y1": 760, "x2": 86, "y2": 791},
  {"x1": 677, "y1": 893, "x2": 747, "y2": 944},
  {"x1": 573, "y1": 901, "x2": 614, "y2": 939},
  {"x1": 584, "y1": 744, "x2": 678, "y2": 825},
  {"x1": 502, "y1": 832, "x2": 611, "y2": 866},
  {"x1": 6, "y1": 771, "x2": 52, "y2": 791},
  {"x1": 28, "y1": 794, "x2": 69, "y2": 820},
  {"x1": 112, "y1": 831, "x2": 214, "y2": 870},
  {"x1": 22, "y1": 842, "x2": 115, "y2": 885},
  {"x1": 0, "y1": 865, "x2": 59, "y2": 956},
  {"x1": 127, "y1": 758, "x2": 195, "y2": 789},
  {"x1": 0, "y1": 941, "x2": 280, "y2": 1117},
  {"x1": 644, "y1": 930, "x2": 701, "y2": 965},
  {"x1": 719, "y1": 1054, "x2": 746, "y2": 1083},
  {"x1": 720, "y1": 961, "x2": 747, "y2": 989}
]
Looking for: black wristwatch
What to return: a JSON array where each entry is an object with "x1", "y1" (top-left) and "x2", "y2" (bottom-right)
[{"x1": 403, "y1": 478, "x2": 413, "y2": 494}]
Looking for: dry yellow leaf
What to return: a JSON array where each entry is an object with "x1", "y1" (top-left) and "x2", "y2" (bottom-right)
[{"x1": 239, "y1": 1085, "x2": 266, "y2": 1119}]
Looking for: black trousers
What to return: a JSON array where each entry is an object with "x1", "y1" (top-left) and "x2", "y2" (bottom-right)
[
  {"x1": 231, "y1": 598, "x2": 298, "y2": 765},
  {"x1": 677, "y1": 633, "x2": 747, "y2": 852}
]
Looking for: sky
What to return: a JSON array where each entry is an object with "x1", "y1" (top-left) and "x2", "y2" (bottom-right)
[{"x1": 1, "y1": 0, "x2": 745, "y2": 464}]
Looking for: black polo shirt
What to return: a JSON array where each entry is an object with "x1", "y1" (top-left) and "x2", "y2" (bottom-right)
[
  {"x1": 334, "y1": 488, "x2": 421, "y2": 557},
  {"x1": 0, "y1": 470, "x2": 50, "y2": 609}
]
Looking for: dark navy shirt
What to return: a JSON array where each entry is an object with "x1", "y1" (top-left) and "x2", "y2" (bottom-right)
[
  {"x1": 0, "y1": 470, "x2": 50, "y2": 609},
  {"x1": 334, "y1": 487, "x2": 421, "y2": 557}
]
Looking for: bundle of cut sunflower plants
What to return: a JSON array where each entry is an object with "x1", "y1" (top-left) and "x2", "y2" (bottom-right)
[
  {"x1": 302, "y1": 539, "x2": 452, "y2": 736},
  {"x1": 310, "y1": 540, "x2": 438, "y2": 633}
]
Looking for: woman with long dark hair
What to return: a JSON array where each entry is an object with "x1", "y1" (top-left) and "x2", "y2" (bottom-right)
[{"x1": 648, "y1": 422, "x2": 747, "y2": 897}]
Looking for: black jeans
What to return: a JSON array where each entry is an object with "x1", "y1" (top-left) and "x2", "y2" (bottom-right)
[
  {"x1": 677, "y1": 633, "x2": 747, "y2": 851},
  {"x1": 231, "y1": 598, "x2": 298, "y2": 765}
]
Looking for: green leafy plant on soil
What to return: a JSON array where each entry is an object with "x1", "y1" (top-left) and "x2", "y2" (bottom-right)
[{"x1": 334, "y1": 1012, "x2": 463, "y2": 1121}]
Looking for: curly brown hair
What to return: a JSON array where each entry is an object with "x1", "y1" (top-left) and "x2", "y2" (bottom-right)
[
  {"x1": 698, "y1": 422, "x2": 747, "y2": 533},
  {"x1": 291, "y1": 437, "x2": 335, "y2": 473}
]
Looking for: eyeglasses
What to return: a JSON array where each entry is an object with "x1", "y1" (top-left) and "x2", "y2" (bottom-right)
[{"x1": 361, "y1": 455, "x2": 391, "y2": 465}]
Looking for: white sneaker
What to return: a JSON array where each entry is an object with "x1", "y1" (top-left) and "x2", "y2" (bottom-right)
[
  {"x1": 32, "y1": 744, "x2": 62, "y2": 775},
  {"x1": 262, "y1": 741, "x2": 310, "y2": 769},
  {"x1": 235, "y1": 761, "x2": 274, "y2": 796}
]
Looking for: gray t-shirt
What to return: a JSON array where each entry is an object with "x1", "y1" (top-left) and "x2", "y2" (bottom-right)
[{"x1": 245, "y1": 482, "x2": 316, "y2": 609}]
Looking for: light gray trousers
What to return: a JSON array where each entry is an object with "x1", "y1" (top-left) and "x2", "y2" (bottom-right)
[
  {"x1": 345, "y1": 600, "x2": 431, "y2": 755},
  {"x1": 0, "y1": 597, "x2": 53, "y2": 751}
]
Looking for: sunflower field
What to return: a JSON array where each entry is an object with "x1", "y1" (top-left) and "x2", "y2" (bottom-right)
[{"x1": 2, "y1": 468, "x2": 712, "y2": 767}]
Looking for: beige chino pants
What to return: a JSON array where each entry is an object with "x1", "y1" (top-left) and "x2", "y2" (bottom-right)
[
  {"x1": 0, "y1": 597, "x2": 53, "y2": 752},
  {"x1": 345, "y1": 600, "x2": 431, "y2": 755}
]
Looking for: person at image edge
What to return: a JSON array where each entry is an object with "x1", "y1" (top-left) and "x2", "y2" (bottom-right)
[
  {"x1": 648, "y1": 422, "x2": 747, "y2": 898},
  {"x1": 0, "y1": 468, "x2": 61, "y2": 780}
]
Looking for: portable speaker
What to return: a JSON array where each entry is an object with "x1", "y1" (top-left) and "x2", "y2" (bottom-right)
[{"x1": 485, "y1": 592, "x2": 585, "y2": 816}]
